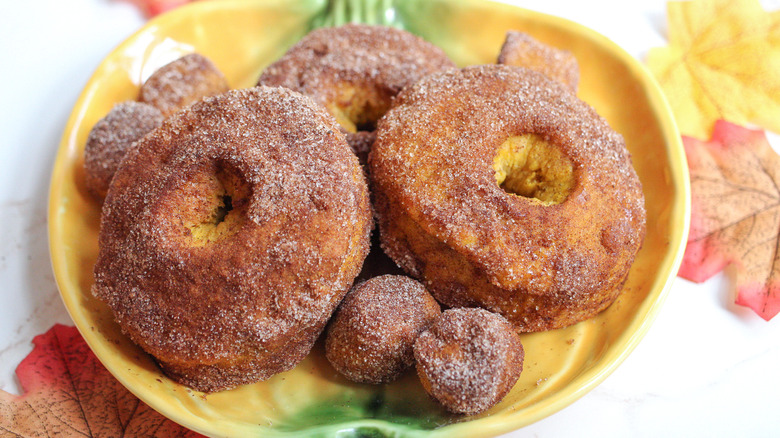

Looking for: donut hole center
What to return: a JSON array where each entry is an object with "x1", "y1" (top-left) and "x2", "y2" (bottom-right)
[
  {"x1": 493, "y1": 134, "x2": 574, "y2": 205},
  {"x1": 186, "y1": 164, "x2": 251, "y2": 245},
  {"x1": 213, "y1": 195, "x2": 233, "y2": 224},
  {"x1": 328, "y1": 83, "x2": 389, "y2": 133}
]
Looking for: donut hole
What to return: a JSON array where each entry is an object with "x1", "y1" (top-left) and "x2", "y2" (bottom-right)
[
  {"x1": 493, "y1": 134, "x2": 574, "y2": 205},
  {"x1": 186, "y1": 163, "x2": 251, "y2": 245},
  {"x1": 328, "y1": 83, "x2": 390, "y2": 133}
]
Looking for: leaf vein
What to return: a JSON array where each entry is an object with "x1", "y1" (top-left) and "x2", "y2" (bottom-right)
[
  {"x1": 53, "y1": 331, "x2": 93, "y2": 437},
  {"x1": 691, "y1": 174, "x2": 779, "y2": 200},
  {"x1": 689, "y1": 201, "x2": 780, "y2": 243}
]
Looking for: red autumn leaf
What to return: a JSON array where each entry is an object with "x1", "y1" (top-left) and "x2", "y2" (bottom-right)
[
  {"x1": 123, "y1": 0, "x2": 195, "y2": 17},
  {"x1": 0, "y1": 324, "x2": 204, "y2": 437},
  {"x1": 679, "y1": 120, "x2": 780, "y2": 320}
]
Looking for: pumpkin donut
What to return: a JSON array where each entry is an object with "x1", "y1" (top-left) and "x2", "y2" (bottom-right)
[
  {"x1": 325, "y1": 275, "x2": 440, "y2": 384},
  {"x1": 258, "y1": 24, "x2": 455, "y2": 163},
  {"x1": 497, "y1": 31, "x2": 579, "y2": 91},
  {"x1": 93, "y1": 86, "x2": 372, "y2": 392},
  {"x1": 370, "y1": 65, "x2": 646, "y2": 332},
  {"x1": 83, "y1": 101, "x2": 163, "y2": 199},
  {"x1": 414, "y1": 308, "x2": 524, "y2": 415},
  {"x1": 139, "y1": 53, "x2": 229, "y2": 117}
]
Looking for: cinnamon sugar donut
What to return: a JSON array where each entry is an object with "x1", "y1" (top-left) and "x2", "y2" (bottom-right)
[
  {"x1": 83, "y1": 101, "x2": 163, "y2": 199},
  {"x1": 370, "y1": 65, "x2": 646, "y2": 332},
  {"x1": 325, "y1": 275, "x2": 440, "y2": 384},
  {"x1": 139, "y1": 53, "x2": 229, "y2": 117},
  {"x1": 258, "y1": 24, "x2": 455, "y2": 163},
  {"x1": 414, "y1": 308, "x2": 524, "y2": 415},
  {"x1": 497, "y1": 31, "x2": 579, "y2": 91},
  {"x1": 93, "y1": 86, "x2": 372, "y2": 392}
]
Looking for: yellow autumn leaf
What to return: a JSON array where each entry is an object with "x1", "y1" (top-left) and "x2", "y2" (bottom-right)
[{"x1": 647, "y1": 0, "x2": 780, "y2": 139}]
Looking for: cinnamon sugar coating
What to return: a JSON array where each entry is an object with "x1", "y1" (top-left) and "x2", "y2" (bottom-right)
[
  {"x1": 83, "y1": 101, "x2": 163, "y2": 199},
  {"x1": 414, "y1": 308, "x2": 524, "y2": 415},
  {"x1": 139, "y1": 53, "x2": 229, "y2": 117},
  {"x1": 325, "y1": 275, "x2": 440, "y2": 384},
  {"x1": 258, "y1": 24, "x2": 455, "y2": 163},
  {"x1": 93, "y1": 87, "x2": 372, "y2": 392},
  {"x1": 497, "y1": 31, "x2": 579, "y2": 91},
  {"x1": 370, "y1": 65, "x2": 646, "y2": 332}
]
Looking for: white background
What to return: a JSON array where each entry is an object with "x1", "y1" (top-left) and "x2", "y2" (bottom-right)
[{"x1": 1, "y1": 0, "x2": 779, "y2": 437}]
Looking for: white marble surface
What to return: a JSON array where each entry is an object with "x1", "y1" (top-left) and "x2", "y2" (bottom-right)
[{"x1": 1, "y1": 0, "x2": 779, "y2": 437}]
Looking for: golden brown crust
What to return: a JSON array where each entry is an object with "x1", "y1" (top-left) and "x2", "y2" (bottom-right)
[
  {"x1": 258, "y1": 24, "x2": 456, "y2": 162},
  {"x1": 139, "y1": 53, "x2": 229, "y2": 117},
  {"x1": 414, "y1": 308, "x2": 524, "y2": 415},
  {"x1": 83, "y1": 101, "x2": 163, "y2": 199},
  {"x1": 369, "y1": 65, "x2": 646, "y2": 332},
  {"x1": 93, "y1": 86, "x2": 372, "y2": 392},
  {"x1": 497, "y1": 31, "x2": 579, "y2": 91},
  {"x1": 325, "y1": 275, "x2": 440, "y2": 384}
]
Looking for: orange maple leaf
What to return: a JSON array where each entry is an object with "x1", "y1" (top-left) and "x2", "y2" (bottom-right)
[
  {"x1": 646, "y1": 0, "x2": 780, "y2": 139},
  {"x1": 0, "y1": 324, "x2": 204, "y2": 437},
  {"x1": 679, "y1": 120, "x2": 780, "y2": 320}
]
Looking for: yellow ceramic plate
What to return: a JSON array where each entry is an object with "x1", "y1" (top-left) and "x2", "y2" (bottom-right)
[{"x1": 49, "y1": 0, "x2": 690, "y2": 436}]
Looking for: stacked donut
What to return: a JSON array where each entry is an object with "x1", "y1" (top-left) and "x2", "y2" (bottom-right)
[
  {"x1": 88, "y1": 52, "x2": 375, "y2": 392},
  {"x1": 85, "y1": 25, "x2": 645, "y2": 415}
]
